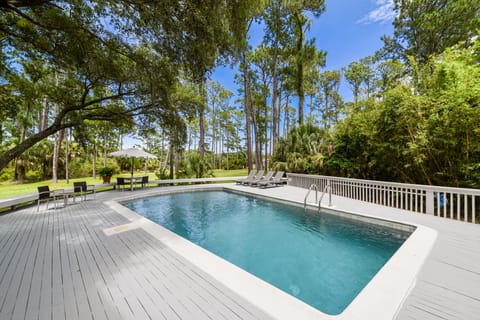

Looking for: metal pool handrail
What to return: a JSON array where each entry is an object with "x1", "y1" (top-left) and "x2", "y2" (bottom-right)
[
  {"x1": 304, "y1": 183, "x2": 318, "y2": 209},
  {"x1": 318, "y1": 182, "x2": 332, "y2": 209}
]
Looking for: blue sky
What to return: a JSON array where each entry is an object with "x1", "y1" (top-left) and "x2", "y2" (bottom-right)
[{"x1": 212, "y1": 0, "x2": 396, "y2": 102}]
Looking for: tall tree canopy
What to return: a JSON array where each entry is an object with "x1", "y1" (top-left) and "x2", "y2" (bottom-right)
[
  {"x1": 383, "y1": 0, "x2": 480, "y2": 64},
  {"x1": 0, "y1": 0, "x2": 253, "y2": 170}
]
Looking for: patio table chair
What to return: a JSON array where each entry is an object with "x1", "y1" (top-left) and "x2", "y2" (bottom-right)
[
  {"x1": 140, "y1": 176, "x2": 149, "y2": 189},
  {"x1": 37, "y1": 186, "x2": 54, "y2": 211},
  {"x1": 37, "y1": 186, "x2": 69, "y2": 211},
  {"x1": 74, "y1": 181, "x2": 95, "y2": 200},
  {"x1": 116, "y1": 177, "x2": 128, "y2": 191}
]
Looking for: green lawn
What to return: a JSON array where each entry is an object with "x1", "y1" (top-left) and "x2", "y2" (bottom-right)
[
  {"x1": 0, "y1": 169, "x2": 248, "y2": 198},
  {"x1": 211, "y1": 168, "x2": 248, "y2": 177}
]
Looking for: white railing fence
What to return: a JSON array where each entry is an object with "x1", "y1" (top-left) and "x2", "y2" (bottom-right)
[{"x1": 287, "y1": 173, "x2": 480, "y2": 224}]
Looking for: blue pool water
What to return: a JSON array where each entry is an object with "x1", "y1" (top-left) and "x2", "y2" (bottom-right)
[{"x1": 124, "y1": 191, "x2": 411, "y2": 315}]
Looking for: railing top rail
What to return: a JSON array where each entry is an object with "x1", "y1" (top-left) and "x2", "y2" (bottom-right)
[{"x1": 287, "y1": 173, "x2": 480, "y2": 195}]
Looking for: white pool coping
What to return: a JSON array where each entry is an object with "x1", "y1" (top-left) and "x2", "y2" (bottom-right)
[{"x1": 105, "y1": 185, "x2": 438, "y2": 320}]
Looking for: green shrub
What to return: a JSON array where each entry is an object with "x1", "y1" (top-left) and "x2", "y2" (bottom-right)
[
  {"x1": 0, "y1": 167, "x2": 15, "y2": 182},
  {"x1": 26, "y1": 170, "x2": 42, "y2": 181},
  {"x1": 156, "y1": 167, "x2": 170, "y2": 179},
  {"x1": 273, "y1": 162, "x2": 287, "y2": 172}
]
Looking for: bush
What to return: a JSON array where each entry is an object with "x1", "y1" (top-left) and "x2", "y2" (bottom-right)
[
  {"x1": 220, "y1": 152, "x2": 246, "y2": 170},
  {"x1": 26, "y1": 170, "x2": 42, "y2": 181},
  {"x1": 273, "y1": 161, "x2": 287, "y2": 172},
  {"x1": 182, "y1": 152, "x2": 213, "y2": 178},
  {"x1": 0, "y1": 167, "x2": 14, "y2": 182},
  {"x1": 156, "y1": 166, "x2": 170, "y2": 179}
]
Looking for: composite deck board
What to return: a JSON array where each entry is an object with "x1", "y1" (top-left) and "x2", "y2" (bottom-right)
[
  {"x1": 93, "y1": 204, "x2": 228, "y2": 319},
  {"x1": 105, "y1": 228, "x2": 209, "y2": 320},
  {"x1": 75, "y1": 204, "x2": 142, "y2": 320},
  {"x1": 59, "y1": 209, "x2": 80, "y2": 320},
  {"x1": 87, "y1": 201, "x2": 245, "y2": 320},
  {"x1": 120, "y1": 229, "x2": 236, "y2": 320},
  {"x1": 95, "y1": 221, "x2": 171, "y2": 320},
  {"x1": 1, "y1": 184, "x2": 479, "y2": 320},
  {"x1": 13, "y1": 210, "x2": 48, "y2": 320},
  {"x1": 23, "y1": 211, "x2": 48, "y2": 320},
  {"x1": 0, "y1": 208, "x2": 44, "y2": 319},
  {"x1": 69, "y1": 212, "x2": 109, "y2": 320},
  {"x1": 130, "y1": 229, "x2": 262, "y2": 320},
  {"x1": 75, "y1": 217, "x2": 124, "y2": 320},
  {"x1": 39, "y1": 212, "x2": 54, "y2": 320},
  {"x1": 64, "y1": 209, "x2": 94, "y2": 320},
  {"x1": 78, "y1": 222, "x2": 139, "y2": 320}
]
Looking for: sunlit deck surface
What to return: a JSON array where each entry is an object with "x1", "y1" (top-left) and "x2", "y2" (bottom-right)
[{"x1": 0, "y1": 183, "x2": 479, "y2": 320}]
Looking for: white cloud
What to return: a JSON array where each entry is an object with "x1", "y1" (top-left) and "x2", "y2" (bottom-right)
[{"x1": 358, "y1": 0, "x2": 397, "y2": 24}]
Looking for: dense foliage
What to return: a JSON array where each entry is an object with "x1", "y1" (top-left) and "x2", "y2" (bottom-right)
[
  {"x1": 1, "y1": 0, "x2": 480, "y2": 188},
  {"x1": 278, "y1": 39, "x2": 480, "y2": 188}
]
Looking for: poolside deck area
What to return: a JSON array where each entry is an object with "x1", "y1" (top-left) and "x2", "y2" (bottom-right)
[{"x1": 0, "y1": 183, "x2": 478, "y2": 320}]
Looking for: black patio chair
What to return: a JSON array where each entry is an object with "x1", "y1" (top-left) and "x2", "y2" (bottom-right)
[
  {"x1": 37, "y1": 186, "x2": 65, "y2": 211},
  {"x1": 74, "y1": 181, "x2": 95, "y2": 200},
  {"x1": 116, "y1": 177, "x2": 127, "y2": 191},
  {"x1": 37, "y1": 186, "x2": 53, "y2": 211},
  {"x1": 141, "y1": 176, "x2": 149, "y2": 189}
]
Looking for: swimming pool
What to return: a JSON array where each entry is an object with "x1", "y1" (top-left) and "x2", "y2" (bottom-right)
[{"x1": 124, "y1": 190, "x2": 412, "y2": 315}]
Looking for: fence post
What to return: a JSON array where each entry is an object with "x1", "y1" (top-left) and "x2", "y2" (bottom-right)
[
  {"x1": 328, "y1": 179, "x2": 332, "y2": 207},
  {"x1": 426, "y1": 191, "x2": 434, "y2": 214}
]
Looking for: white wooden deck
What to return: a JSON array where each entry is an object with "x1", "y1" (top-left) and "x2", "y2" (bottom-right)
[
  {"x1": 0, "y1": 189, "x2": 272, "y2": 320},
  {"x1": 0, "y1": 183, "x2": 479, "y2": 319}
]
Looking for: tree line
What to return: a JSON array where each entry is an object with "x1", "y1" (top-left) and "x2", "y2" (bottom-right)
[
  {"x1": 1, "y1": 0, "x2": 480, "y2": 188},
  {"x1": 274, "y1": 0, "x2": 480, "y2": 188}
]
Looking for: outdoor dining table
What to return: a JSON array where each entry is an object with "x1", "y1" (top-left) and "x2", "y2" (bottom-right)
[
  {"x1": 52, "y1": 189, "x2": 76, "y2": 208},
  {"x1": 123, "y1": 176, "x2": 142, "y2": 191}
]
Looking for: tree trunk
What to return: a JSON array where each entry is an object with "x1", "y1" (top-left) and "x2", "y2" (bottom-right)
[
  {"x1": 103, "y1": 123, "x2": 107, "y2": 167},
  {"x1": 199, "y1": 80, "x2": 206, "y2": 160},
  {"x1": 65, "y1": 128, "x2": 69, "y2": 183},
  {"x1": 277, "y1": 89, "x2": 282, "y2": 141},
  {"x1": 93, "y1": 142, "x2": 98, "y2": 178},
  {"x1": 324, "y1": 87, "x2": 329, "y2": 129},
  {"x1": 242, "y1": 51, "x2": 253, "y2": 171},
  {"x1": 285, "y1": 92, "x2": 291, "y2": 136},
  {"x1": 251, "y1": 102, "x2": 262, "y2": 171},
  {"x1": 264, "y1": 97, "x2": 268, "y2": 171},
  {"x1": 271, "y1": 39, "x2": 279, "y2": 158},
  {"x1": 169, "y1": 142, "x2": 174, "y2": 180},
  {"x1": 212, "y1": 102, "x2": 216, "y2": 169},
  {"x1": 298, "y1": 88, "x2": 304, "y2": 125},
  {"x1": 15, "y1": 159, "x2": 26, "y2": 182},
  {"x1": 52, "y1": 129, "x2": 64, "y2": 183},
  {"x1": 0, "y1": 116, "x2": 70, "y2": 171},
  {"x1": 15, "y1": 119, "x2": 28, "y2": 182},
  {"x1": 295, "y1": 13, "x2": 305, "y2": 125},
  {"x1": 220, "y1": 134, "x2": 224, "y2": 170},
  {"x1": 199, "y1": 110, "x2": 205, "y2": 158}
]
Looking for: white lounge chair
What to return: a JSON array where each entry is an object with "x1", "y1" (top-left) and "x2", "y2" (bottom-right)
[
  {"x1": 258, "y1": 171, "x2": 285, "y2": 188},
  {"x1": 236, "y1": 170, "x2": 255, "y2": 184},
  {"x1": 250, "y1": 170, "x2": 274, "y2": 186},
  {"x1": 241, "y1": 170, "x2": 264, "y2": 185}
]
